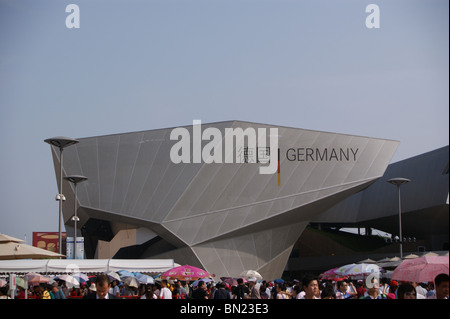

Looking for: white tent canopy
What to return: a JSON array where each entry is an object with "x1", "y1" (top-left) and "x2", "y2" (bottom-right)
[{"x1": 0, "y1": 259, "x2": 177, "y2": 275}]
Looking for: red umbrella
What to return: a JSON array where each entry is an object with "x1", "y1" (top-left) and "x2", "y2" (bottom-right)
[
  {"x1": 392, "y1": 255, "x2": 449, "y2": 283},
  {"x1": 161, "y1": 265, "x2": 211, "y2": 281},
  {"x1": 320, "y1": 267, "x2": 348, "y2": 281}
]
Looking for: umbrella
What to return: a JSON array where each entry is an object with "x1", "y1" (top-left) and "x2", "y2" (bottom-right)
[
  {"x1": 320, "y1": 267, "x2": 338, "y2": 278},
  {"x1": 357, "y1": 258, "x2": 377, "y2": 264},
  {"x1": 239, "y1": 270, "x2": 263, "y2": 280},
  {"x1": 335, "y1": 263, "x2": 356, "y2": 275},
  {"x1": 0, "y1": 234, "x2": 25, "y2": 243},
  {"x1": 71, "y1": 273, "x2": 88, "y2": 284},
  {"x1": 319, "y1": 268, "x2": 347, "y2": 281},
  {"x1": 105, "y1": 271, "x2": 121, "y2": 281},
  {"x1": 136, "y1": 274, "x2": 154, "y2": 285},
  {"x1": 335, "y1": 263, "x2": 382, "y2": 277},
  {"x1": 403, "y1": 254, "x2": 419, "y2": 260},
  {"x1": 0, "y1": 240, "x2": 65, "y2": 260},
  {"x1": 377, "y1": 257, "x2": 392, "y2": 263},
  {"x1": 15, "y1": 277, "x2": 26, "y2": 289},
  {"x1": 423, "y1": 252, "x2": 439, "y2": 257},
  {"x1": 220, "y1": 277, "x2": 238, "y2": 286},
  {"x1": 392, "y1": 255, "x2": 449, "y2": 283},
  {"x1": 274, "y1": 278, "x2": 284, "y2": 285},
  {"x1": 118, "y1": 270, "x2": 135, "y2": 278},
  {"x1": 54, "y1": 275, "x2": 80, "y2": 286},
  {"x1": 26, "y1": 273, "x2": 50, "y2": 286},
  {"x1": 382, "y1": 270, "x2": 394, "y2": 279},
  {"x1": 73, "y1": 273, "x2": 89, "y2": 281},
  {"x1": 161, "y1": 265, "x2": 211, "y2": 281},
  {"x1": 192, "y1": 278, "x2": 213, "y2": 287},
  {"x1": 377, "y1": 257, "x2": 403, "y2": 270},
  {"x1": 123, "y1": 277, "x2": 140, "y2": 288}
]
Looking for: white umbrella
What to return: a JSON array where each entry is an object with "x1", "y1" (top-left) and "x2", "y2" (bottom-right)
[
  {"x1": 239, "y1": 270, "x2": 263, "y2": 280},
  {"x1": 136, "y1": 274, "x2": 154, "y2": 285},
  {"x1": 105, "y1": 271, "x2": 121, "y2": 281},
  {"x1": 357, "y1": 258, "x2": 377, "y2": 264},
  {"x1": 423, "y1": 252, "x2": 439, "y2": 257},
  {"x1": 123, "y1": 276, "x2": 139, "y2": 288},
  {"x1": 336, "y1": 263, "x2": 382, "y2": 277},
  {"x1": 73, "y1": 272, "x2": 89, "y2": 281},
  {"x1": 54, "y1": 274, "x2": 80, "y2": 286},
  {"x1": 403, "y1": 254, "x2": 419, "y2": 259},
  {"x1": 335, "y1": 263, "x2": 356, "y2": 276}
]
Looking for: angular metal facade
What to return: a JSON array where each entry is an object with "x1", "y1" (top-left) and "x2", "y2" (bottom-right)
[
  {"x1": 313, "y1": 146, "x2": 449, "y2": 242},
  {"x1": 49, "y1": 121, "x2": 399, "y2": 279}
]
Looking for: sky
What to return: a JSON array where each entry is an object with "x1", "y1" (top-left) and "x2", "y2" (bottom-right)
[{"x1": 0, "y1": 0, "x2": 448, "y2": 244}]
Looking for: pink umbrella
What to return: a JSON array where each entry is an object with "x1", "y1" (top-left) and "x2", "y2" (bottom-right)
[
  {"x1": 392, "y1": 255, "x2": 449, "y2": 283},
  {"x1": 220, "y1": 277, "x2": 238, "y2": 286},
  {"x1": 161, "y1": 265, "x2": 211, "y2": 281},
  {"x1": 320, "y1": 267, "x2": 338, "y2": 278},
  {"x1": 26, "y1": 273, "x2": 50, "y2": 286}
]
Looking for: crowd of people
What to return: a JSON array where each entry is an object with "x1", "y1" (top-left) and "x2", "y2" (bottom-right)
[{"x1": 2, "y1": 272, "x2": 447, "y2": 300}]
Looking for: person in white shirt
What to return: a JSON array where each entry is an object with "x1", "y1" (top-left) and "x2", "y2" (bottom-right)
[
  {"x1": 411, "y1": 282, "x2": 427, "y2": 299},
  {"x1": 141, "y1": 285, "x2": 158, "y2": 299},
  {"x1": 159, "y1": 279, "x2": 172, "y2": 299},
  {"x1": 108, "y1": 280, "x2": 120, "y2": 297}
]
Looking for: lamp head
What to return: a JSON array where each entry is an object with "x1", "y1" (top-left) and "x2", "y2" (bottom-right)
[
  {"x1": 44, "y1": 137, "x2": 79, "y2": 149},
  {"x1": 64, "y1": 175, "x2": 88, "y2": 184},
  {"x1": 387, "y1": 177, "x2": 411, "y2": 186}
]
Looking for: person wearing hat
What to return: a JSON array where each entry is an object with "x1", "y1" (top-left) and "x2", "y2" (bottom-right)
[
  {"x1": 387, "y1": 280, "x2": 398, "y2": 299},
  {"x1": 89, "y1": 282, "x2": 96, "y2": 293}
]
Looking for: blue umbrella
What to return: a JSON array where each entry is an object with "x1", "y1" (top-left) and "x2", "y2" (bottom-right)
[
  {"x1": 192, "y1": 278, "x2": 213, "y2": 287},
  {"x1": 118, "y1": 270, "x2": 134, "y2": 278},
  {"x1": 72, "y1": 275, "x2": 87, "y2": 284},
  {"x1": 72, "y1": 272, "x2": 89, "y2": 284},
  {"x1": 274, "y1": 278, "x2": 284, "y2": 285}
]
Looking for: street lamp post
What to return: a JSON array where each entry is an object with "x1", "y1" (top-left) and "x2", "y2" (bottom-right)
[
  {"x1": 387, "y1": 177, "x2": 411, "y2": 259},
  {"x1": 44, "y1": 137, "x2": 79, "y2": 257},
  {"x1": 64, "y1": 175, "x2": 88, "y2": 260}
]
